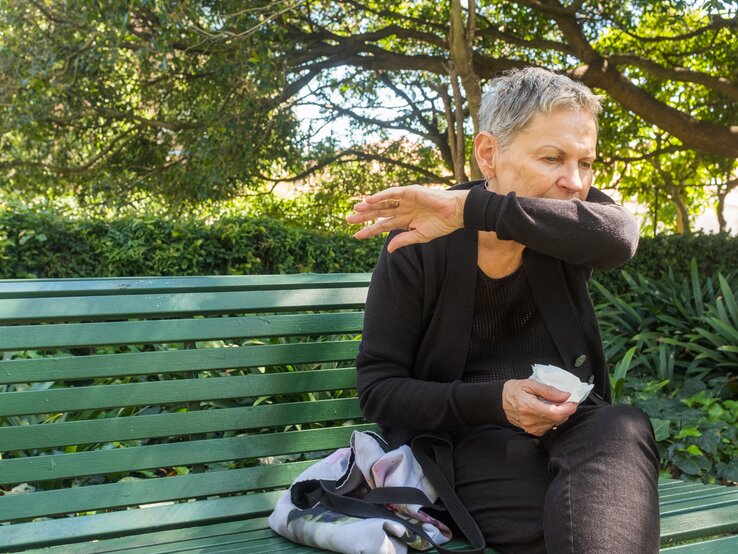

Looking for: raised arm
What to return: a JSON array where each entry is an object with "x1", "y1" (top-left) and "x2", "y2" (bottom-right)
[{"x1": 348, "y1": 183, "x2": 638, "y2": 270}]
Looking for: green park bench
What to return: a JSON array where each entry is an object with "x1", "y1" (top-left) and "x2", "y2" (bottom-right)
[{"x1": 0, "y1": 273, "x2": 736, "y2": 553}]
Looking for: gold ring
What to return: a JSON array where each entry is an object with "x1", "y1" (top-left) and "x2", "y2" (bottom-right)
[{"x1": 386, "y1": 199, "x2": 400, "y2": 209}]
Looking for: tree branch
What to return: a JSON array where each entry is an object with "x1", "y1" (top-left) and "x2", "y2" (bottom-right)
[{"x1": 606, "y1": 54, "x2": 738, "y2": 101}]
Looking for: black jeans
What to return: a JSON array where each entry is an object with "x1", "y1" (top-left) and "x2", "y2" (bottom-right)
[{"x1": 449, "y1": 401, "x2": 660, "y2": 553}]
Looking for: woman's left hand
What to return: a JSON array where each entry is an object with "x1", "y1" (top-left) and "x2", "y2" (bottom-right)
[{"x1": 347, "y1": 185, "x2": 468, "y2": 253}]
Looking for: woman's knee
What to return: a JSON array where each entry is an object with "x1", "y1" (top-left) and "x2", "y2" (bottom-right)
[{"x1": 588, "y1": 404, "x2": 659, "y2": 466}]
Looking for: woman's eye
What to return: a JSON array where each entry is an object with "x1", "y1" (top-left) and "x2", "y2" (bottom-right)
[
  {"x1": 543, "y1": 156, "x2": 559, "y2": 162},
  {"x1": 579, "y1": 161, "x2": 593, "y2": 169}
]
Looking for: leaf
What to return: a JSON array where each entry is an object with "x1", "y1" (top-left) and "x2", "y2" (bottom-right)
[
  {"x1": 650, "y1": 418, "x2": 671, "y2": 442},
  {"x1": 671, "y1": 452, "x2": 711, "y2": 476},
  {"x1": 716, "y1": 459, "x2": 738, "y2": 484},
  {"x1": 696, "y1": 429, "x2": 722, "y2": 455},
  {"x1": 675, "y1": 427, "x2": 701, "y2": 439}
]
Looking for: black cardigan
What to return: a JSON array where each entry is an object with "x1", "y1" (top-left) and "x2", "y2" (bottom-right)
[{"x1": 356, "y1": 180, "x2": 639, "y2": 448}]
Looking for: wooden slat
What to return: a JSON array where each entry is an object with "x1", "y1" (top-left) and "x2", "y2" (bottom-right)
[
  {"x1": 0, "y1": 398, "x2": 362, "y2": 451},
  {"x1": 660, "y1": 534, "x2": 738, "y2": 552},
  {"x1": 27, "y1": 519, "x2": 274, "y2": 554},
  {"x1": 0, "y1": 340, "x2": 360, "y2": 384},
  {"x1": 0, "y1": 312, "x2": 364, "y2": 351},
  {"x1": 0, "y1": 462, "x2": 312, "y2": 522},
  {"x1": 660, "y1": 504, "x2": 738, "y2": 544},
  {"x1": 660, "y1": 494, "x2": 738, "y2": 517},
  {"x1": 0, "y1": 369, "x2": 359, "y2": 416},
  {"x1": 0, "y1": 424, "x2": 377, "y2": 486},
  {"x1": 0, "y1": 273, "x2": 372, "y2": 299},
  {"x1": 659, "y1": 486, "x2": 738, "y2": 506},
  {"x1": 0, "y1": 287, "x2": 368, "y2": 324},
  {"x1": 0, "y1": 493, "x2": 283, "y2": 551}
]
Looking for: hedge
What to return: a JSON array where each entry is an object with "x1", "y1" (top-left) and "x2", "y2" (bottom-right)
[{"x1": 0, "y1": 207, "x2": 736, "y2": 281}]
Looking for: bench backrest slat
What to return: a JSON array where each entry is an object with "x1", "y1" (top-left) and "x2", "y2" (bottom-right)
[
  {"x1": 0, "y1": 340, "x2": 360, "y2": 384},
  {"x1": 0, "y1": 287, "x2": 368, "y2": 324},
  {"x1": 0, "y1": 398, "x2": 362, "y2": 451},
  {"x1": 0, "y1": 273, "x2": 373, "y2": 299},
  {"x1": 0, "y1": 369, "x2": 358, "y2": 416},
  {"x1": 0, "y1": 462, "x2": 314, "y2": 522},
  {"x1": 0, "y1": 312, "x2": 364, "y2": 351},
  {"x1": 0, "y1": 425, "x2": 377, "y2": 486}
]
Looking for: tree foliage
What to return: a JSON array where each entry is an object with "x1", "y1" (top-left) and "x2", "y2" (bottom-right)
[{"x1": 1, "y1": 1, "x2": 736, "y2": 231}]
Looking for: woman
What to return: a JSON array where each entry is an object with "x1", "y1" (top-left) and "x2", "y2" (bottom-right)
[{"x1": 348, "y1": 68, "x2": 659, "y2": 553}]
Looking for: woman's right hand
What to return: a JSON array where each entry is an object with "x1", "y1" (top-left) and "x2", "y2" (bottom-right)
[{"x1": 502, "y1": 379, "x2": 578, "y2": 436}]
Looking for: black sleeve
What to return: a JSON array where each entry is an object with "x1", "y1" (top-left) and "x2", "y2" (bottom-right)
[
  {"x1": 356, "y1": 238, "x2": 508, "y2": 432},
  {"x1": 463, "y1": 186, "x2": 638, "y2": 270}
]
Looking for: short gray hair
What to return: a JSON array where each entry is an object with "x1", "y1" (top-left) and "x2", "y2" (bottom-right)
[{"x1": 478, "y1": 67, "x2": 602, "y2": 149}]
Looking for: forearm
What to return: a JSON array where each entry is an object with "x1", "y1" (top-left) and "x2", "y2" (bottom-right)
[
  {"x1": 357, "y1": 350, "x2": 508, "y2": 430},
  {"x1": 464, "y1": 186, "x2": 639, "y2": 269}
]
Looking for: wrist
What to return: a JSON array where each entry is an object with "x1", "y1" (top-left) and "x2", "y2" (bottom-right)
[{"x1": 451, "y1": 191, "x2": 468, "y2": 230}]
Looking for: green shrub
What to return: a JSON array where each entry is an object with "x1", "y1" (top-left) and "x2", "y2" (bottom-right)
[
  {"x1": 1, "y1": 206, "x2": 736, "y2": 280},
  {"x1": 0, "y1": 207, "x2": 384, "y2": 278},
  {"x1": 621, "y1": 377, "x2": 738, "y2": 484},
  {"x1": 596, "y1": 233, "x2": 738, "y2": 294}
]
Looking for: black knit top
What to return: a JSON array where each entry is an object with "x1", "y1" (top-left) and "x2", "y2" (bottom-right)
[{"x1": 463, "y1": 263, "x2": 564, "y2": 383}]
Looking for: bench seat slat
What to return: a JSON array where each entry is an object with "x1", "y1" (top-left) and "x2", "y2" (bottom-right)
[
  {"x1": 659, "y1": 486, "x2": 738, "y2": 505},
  {"x1": 0, "y1": 273, "x2": 373, "y2": 299},
  {"x1": 0, "y1": 398, "x2": 362, "y2": 450},
  {"x1": 0, "y1": 424, "x2": 377, "y2": 486},
  {"x1": 0, "y1": 462, "x2": 312, "y2": 522},
  {"x1": 660, "y1": 534, "x2": 738, "y2": 552},
  {"x1": 0, "y1": 288, "x2": 368, "y2": 324},
  {"x1": 660, "y1": 503, "x2": 738, "y2": 543},
  {"x1": 0, "y1": 312, "x2": 363, "y2": 351},
  {"x1": 0, "y1": 340, "x2": 360, "y2": 384},
  {"x1": 0, "y1": 369, "x2": 358, "y2": 416},
  {"x1": 29, "y1": 519, "x2": 274, "y2": 554},
  {"x1": 659, "y1": 494, "x2": 738, "y2": 516},
  {"x1": 0, "y1": 492, "x2": 283, "y2": 551}
]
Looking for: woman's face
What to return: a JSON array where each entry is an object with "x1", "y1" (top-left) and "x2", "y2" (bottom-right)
[{"x1": 476, "y1": 108, "x2": 598, "y2": 201}]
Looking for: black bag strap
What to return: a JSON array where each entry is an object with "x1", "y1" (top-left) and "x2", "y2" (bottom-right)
[
  {"x1": 411, "y1": 432, "x2": 486, "y2": 553},
  {"x1": 294, "y1": 479, "x2": 453, "y2": 552}
]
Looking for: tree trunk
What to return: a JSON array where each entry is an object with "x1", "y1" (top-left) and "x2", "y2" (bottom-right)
[{"x1": 449, "y1": 0, "x2": 483, "y2": 180}]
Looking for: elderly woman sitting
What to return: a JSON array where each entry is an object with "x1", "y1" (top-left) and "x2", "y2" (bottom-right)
[{"x1": 348, "y1": 67, "x2": 659, "y2": 554}]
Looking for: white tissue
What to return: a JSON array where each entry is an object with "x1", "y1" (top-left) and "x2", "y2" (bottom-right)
[{"x1": 529, "y1": 363, "x2": 594, "y2": 404}]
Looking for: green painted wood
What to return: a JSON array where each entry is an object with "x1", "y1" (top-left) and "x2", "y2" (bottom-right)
[
  {"x1": 659, "y1": 486, "x2": 738, "y2": 506},
  {"x1": 0, "y1": 312, "x2": 364, "y2": 351},
  {"x1": 660, "y1": 504, "x2": 738, "y2": 544},
  {"x1": 0, "y1": 492, "x2": 283, "y2": 551},
  {"x1": 660, "y1": 495, "x2": 738, "y2": 517},
  {"x1": 0, "y1": 369, "x2": 359, "y2": 416},
  {"x1": 0, "y1": 287, "x2": 368, "y2": 324},
  {"x1": 0, "y1": 424, "x2": 378, "y2": 486},
  {"x1": 0, "y1": 461, "x2": 312, "y2": 522},
  {"x1": 0, "y1": 398, "x2": 362, "y2": 451},
  {"x1": 27, "y1": 518, "x2": 273, "y2": 554},
  {"x1": 659, "y1": 482, "x2": 720, "y2": 498},
  {"x1": 124, "y1": 529, "x2": 287, "y2": 554},
  {"x1": 0, "y1": 340, "x2": 360, "y2": 384},
  {"x1": 0, "y1": 273, "x2": 372, "y2": 299},
  {"x1": 660, "y1": 534, "x2": 738, "y2": 553}
]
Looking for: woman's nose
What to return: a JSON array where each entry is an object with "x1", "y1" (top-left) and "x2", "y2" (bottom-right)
[{"x1": 557, "y1": 165, "x2": 584, "y2": 192}]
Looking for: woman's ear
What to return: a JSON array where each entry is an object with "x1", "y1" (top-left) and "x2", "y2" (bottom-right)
[{"x1": 474, "y1": 132, "x2": 498, "y2": 178}]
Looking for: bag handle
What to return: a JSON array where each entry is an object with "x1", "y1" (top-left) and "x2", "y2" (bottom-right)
[{"x1": 411, "y1": 433, "x2": 487, "y2": 553}]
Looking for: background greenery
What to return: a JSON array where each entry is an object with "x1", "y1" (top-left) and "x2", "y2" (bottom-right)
[
  {"x1": 1, "y1": 0, "x2": 737, "y2": 234},
  {"x1": 1, "y1": 203, "x2": 736, "y2": 283}
]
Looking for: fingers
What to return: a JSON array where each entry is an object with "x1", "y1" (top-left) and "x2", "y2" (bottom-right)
[
  {"x1": 352, "y1": 217, "x2": 400, "y2": 240},
  {"x1": 503, "y1": 379, "x2": 577, "y2": 436},
  {"x1": 523, "y1": 379, "x2": 571, "y2": 404}
]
